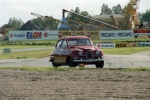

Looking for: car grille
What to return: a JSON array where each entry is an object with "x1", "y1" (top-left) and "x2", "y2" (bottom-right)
[{"x1": 86, "y1": 50, "x2": 93, "y2": 58}]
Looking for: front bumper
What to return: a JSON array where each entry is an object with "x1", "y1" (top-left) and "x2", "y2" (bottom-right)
[{"x1": 73, "y1": 58, "x2": 104, "y2": 63}]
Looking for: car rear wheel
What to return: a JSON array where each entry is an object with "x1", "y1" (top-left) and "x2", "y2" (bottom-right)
[
  {"x1": 95, "y1": 61, "x2": 104, "y2": 68},
  {"x1": 52, "y1": 60, "x2": 59, "y2": 67}
]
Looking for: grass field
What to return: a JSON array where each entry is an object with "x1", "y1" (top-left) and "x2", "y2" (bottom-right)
[
  {"x1": 103, "y1": 47, "x2": 150, "y2": 55},
  {"x1": 0, "y1": 45, "x2": 50, "y2": 50},
  {"x1": 0, "y1": 66, "x2": 150, "y2": 71},
  {"x1": 0, "y1": 47, "x2": 150, "y2": 59}
]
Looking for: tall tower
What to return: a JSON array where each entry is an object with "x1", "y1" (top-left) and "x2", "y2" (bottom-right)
[{"x1": 125, "y1": 0, "x2": 141, "y2": 29}]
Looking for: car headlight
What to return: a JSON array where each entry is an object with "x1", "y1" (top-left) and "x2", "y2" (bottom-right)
[
  {"x1": 79, "y1": 51, "x2": 83, "y2": 56},
  {"x1": 96, "y1": 50, "x2": 100, "y2": 55}
]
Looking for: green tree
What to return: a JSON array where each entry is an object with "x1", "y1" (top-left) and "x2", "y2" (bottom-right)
[
  {"x1": 31, "y1": 17, "x2": 43, "y2": 29},
  {"x1": 140, "y1": 10, "x2": 150, "y2": 22},
  {"x1": 31, "y1": 17, "x2": 58, "y2": 29},
  {"x1": 1, "y1": 17, "x2": 24, "y2": 29},
  {"x1": 100, "y1": 4, "x2": 112, "y2": 15},
  {"x1": 112, "y1": 4, "x2": 122, "y2": 14},
  {"x1": 67, "y1": 7, "x2": 91, "y2": 22},
  {"x1": 138, "y1": 12, "x2": 143, "y2": 22},
  {"x1": 78, "y1": 11, "x2": 91, "y2": 23}
]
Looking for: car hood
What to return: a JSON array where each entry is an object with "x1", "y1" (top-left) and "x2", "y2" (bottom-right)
[{"x1": 69, "y1": 45, "x2": 100, "y2": 51}]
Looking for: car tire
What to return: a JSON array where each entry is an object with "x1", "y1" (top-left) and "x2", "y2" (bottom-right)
[
  {"x1": 52, "y1": 60, "x2": 59, "y2": 67},
  {"x1": 67, "y1": 57, "x2": 76, "y2": 67},
  {"x1": 95, "y1": 61, "x2": 104, "y2": 68}
]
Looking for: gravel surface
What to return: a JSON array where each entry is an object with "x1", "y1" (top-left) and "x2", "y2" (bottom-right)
[
  {"x1": 0, "y1": 49, "x2": 150, "y2": 100},
  {"x1": 0, "y1": 69, "x2": 150, "y2": 100}
]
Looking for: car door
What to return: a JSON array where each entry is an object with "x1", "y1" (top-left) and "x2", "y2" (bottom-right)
[
  {"x1": 61, "y1": 39, "x2": 68, "y2": 64},
  {"x1": 54, "y1": 39, "x2": 63, "y2": 64}
]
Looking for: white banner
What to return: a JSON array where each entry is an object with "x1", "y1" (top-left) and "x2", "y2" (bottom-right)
[
  {"x1": 137, "y1": 42, "x2": 150, "y2": 47},
  {"x1": 96, "y1": 43, "x2": 116, "y2": 48},
  {"x1": 100, "y1": 30, "x2": 133, "y2": 39},
  {"x1": 9, "y1": 30, "x2": 58, "y2": 41}
]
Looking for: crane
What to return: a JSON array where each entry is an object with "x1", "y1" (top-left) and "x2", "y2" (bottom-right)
[
  {"x1": 110, "y1": 14, "x2": 120, "y2": 30},
  {"x1": 63, "y1": 9, "x2": 119, "y2": 30},
  {"x1": 39, "y1": 17, "x2": 52, "y2": 30},
  {"x1": 31, "y1": 13, "x2": 79, "y2": 30},
  {"x1": 123, "y1": 0, "x2": 141, "y2": 29}
]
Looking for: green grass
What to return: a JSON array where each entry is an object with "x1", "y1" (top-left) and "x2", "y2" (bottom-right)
[
  {"x1": 0, "y1": 66, "x2": 84, "y2": 71},
  {"x1": 0, "y1": 45, "x2": 50, "y2": 50},
  {"x1": 0, "y1": 47, "x2": 150, "y2": 59},
  {"x1": 103, "y1": 47, "x2": 150, "y2": 55},
  {"x1": 0, "y1": 66, "x2": 149, "y2": 71},
  {"x1": 0, "y1": 49, "x2": 54, "y2": 59}
]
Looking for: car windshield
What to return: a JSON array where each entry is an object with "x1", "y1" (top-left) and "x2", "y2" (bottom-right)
[{"x1": 68, "y1": 39, "x2": 92, "y2": 46}]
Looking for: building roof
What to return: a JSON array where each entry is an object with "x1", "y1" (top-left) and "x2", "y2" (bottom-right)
[
  {"x1": 92, "y1": 14, "x2": 124, "y2": 19},
  {"x1": 19, "y1": 20, "x2": 40, "y2": 30}
]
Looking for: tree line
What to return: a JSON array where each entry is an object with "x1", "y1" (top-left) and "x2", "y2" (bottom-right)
[{"x1": 1, "y1": 4, "x2": 150, "y2": 30}]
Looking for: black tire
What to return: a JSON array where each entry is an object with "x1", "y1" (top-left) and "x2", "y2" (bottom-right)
[
  {"x1": 95, "y1": 61, "x2": 104, "y2": 68},
  {"x1": 52, "y1": 60, "x2": 59, "y2": 67},
  {"x1": 67, "y1": 57, "x2": 76, "y2": 67}
]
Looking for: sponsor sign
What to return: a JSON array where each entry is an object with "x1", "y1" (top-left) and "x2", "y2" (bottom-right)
[
  {"x1": 96, "y1": 43, "x2": 115, "y2": 48},
  {"x1": 137, "y1": 42, "x2": 150, "y2": 47},
  {"x1": 100, "y1": 30, "x2": 133, "y2": 39},
  {"x1": 58, "y1": 31, "x2": 100, "y2": 40},
  {"x1": 9, "y1": 31, "x2": 58, "y2": 41},
  {"x1": 101, "y1": 43, "x2": 116, "y2": 48},
  {"x1": 58, "y1": 31, "x2": 85, "y2": 39},
  {"x1": 87, "y1": 31, "x2": 100, "y2": 40},
  {"x1": 3, "y1": 48, "x2": 11, "y2": 53},
  {"x1": 116, "y1": 43, "x2": 128, "y2": 48},
  {"x1": 26, "y1": 32, "x2": 42, "y2": 39}
]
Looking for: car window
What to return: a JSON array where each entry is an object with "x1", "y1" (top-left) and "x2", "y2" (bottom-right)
[
  {"x1": 68, "y1": 39, "x2": 91, "y2": 46},
  {"x1": 78, "y1": 39, "x2": 91, "y2": 45},
  {"x1": 68, "y1": 39, "x2": 77, "y2": 45},
  {"x1": 61, "y1": 40, "x2": 67, "y2": 48},
  {"x1": 56, "y1": 40, "x2": 62, "y2": 48}
]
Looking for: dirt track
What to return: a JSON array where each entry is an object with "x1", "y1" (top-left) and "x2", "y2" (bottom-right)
[{"x1": 0, "y1": 69, "x2": 150, "y2": 100}]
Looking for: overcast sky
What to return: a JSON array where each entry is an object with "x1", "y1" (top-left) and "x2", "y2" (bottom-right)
[{"x1": 0, "y1": 0, "x2": 149, "y2": 27}]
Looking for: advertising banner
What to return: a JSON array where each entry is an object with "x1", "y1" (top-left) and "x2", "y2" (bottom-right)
[
  {"x1": 58, "y1": 31, "x2": 85, "y2": 39},
  {"x1": 95, "y1": 43, "x2": 115, "y2": 48},
  {"x1": 9, "y1": 30, "x2": 58, "y2": 41},
  {"x1": 58, "y1": 31, "x2": 100, "y2": 40},
  {"x1": 137, "y1": 42, "x2": 150, "y2": 47},
  {"x1": 86, "y1": 31, "x2": 100, "y2": 40},
  {"x1": 115, "y1": 42, "x2": 128, "y2": 48},
  {"x1": 100, "y1": 43, "x2": 116, "y2": 48},
  {"x1": 133, "y1": 30, "x2": 150, "y2": 39},
  {"x1": 100, "y1": 30, "x2": 133, "y2": 39}
]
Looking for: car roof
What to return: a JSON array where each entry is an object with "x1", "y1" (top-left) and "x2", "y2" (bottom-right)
[{"x1": 61, "y1": 36, "x2": 90, "y2": 40}]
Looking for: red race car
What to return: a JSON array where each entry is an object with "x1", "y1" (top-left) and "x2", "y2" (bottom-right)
[{"x1": 49, "y1": 36, "x2": 104, "y2": 68}]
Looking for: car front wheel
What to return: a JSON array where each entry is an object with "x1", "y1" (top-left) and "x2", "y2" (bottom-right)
[
  {"x1": 52, "y1": 60, "x2": 59, "y2": 67},
  {"x1": 95, "y1": 61, "x2": 104, "y2": 68}
]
